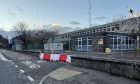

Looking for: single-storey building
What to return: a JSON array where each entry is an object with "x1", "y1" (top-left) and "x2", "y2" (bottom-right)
[{"x1": 45, "y1": 17, "x2": 140, "y2": 53}]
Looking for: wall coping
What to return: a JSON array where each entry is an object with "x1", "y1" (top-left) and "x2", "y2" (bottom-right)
[{"x1": 71, "y1": 56, "x2": 140, "y2": 65}]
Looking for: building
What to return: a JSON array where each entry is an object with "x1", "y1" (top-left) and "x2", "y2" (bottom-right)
[
  {"x1": 10, "y1": 35, "x2": 23, "y2": 50},
  {"x1": 0, "y1": 35, "x2": 9, "y2": 49},
  {"x1": 46, "y1": 17, "x2": 140, "y2": 53}
]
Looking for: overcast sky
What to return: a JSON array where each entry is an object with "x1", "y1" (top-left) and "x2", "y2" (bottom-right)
[{"x1": 0, "y1": 0, "x2": 140, "y2": 31}]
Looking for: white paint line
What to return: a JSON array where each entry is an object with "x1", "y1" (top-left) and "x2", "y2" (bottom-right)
[
  {"x1": 39, "y1": 74, "x2": 49, "y2": 84},
  {"x1": 39, "y1": 67, "x2": 57, "y2": 84},
  {"x1": 27, "y1": 76, "x2": 34, "y2": 82},
  {"x1": 15, "y1": 65, "x2": 18, "y2": 67},
  {"x1": 8, "y1": 60, "x2": 14, "y2": 64},
  {"x1": 39, "y1": 67, "x2": 82, "y2": 84},
  {"x1": 20, "y1": 69, "x2": 25, "y2": 73},
  {"x1": 22, "y1": 60, "x2": 40, "y2": 69},
  {"x1": 0, "y1": 53, "x2": 8, "y2": 61},
  {"x1": 11, "y1": 62, "x2": 14, "y2": 65}
]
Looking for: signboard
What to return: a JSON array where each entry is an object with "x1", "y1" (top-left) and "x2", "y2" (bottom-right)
[
  {"x1": 44, "y1": 43, "x2": 63, "y2": 50},
  {"x1": 98, "y1": 39, "x2": 103, "y2": 44}
]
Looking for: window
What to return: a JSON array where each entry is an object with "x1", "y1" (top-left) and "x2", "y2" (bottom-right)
[
  {"x1": 75, "y1": 37, "x2": 92, "y2": 51},
  {"x1": 103, "y1": 27, "x2": 106, "y2": 31},
  {"x1": 112, "y1": 26, "x2": 115, "y2": 31},
  {"x1": 88, "y1": 40, "x2": 92, "y2": 45},
  {"x1": 107, "y1": 28, "x2": 111, "y2": 31},
  {"x1": 86, "y1": 30, "x2": 90, "y2": 34},
  {"x1": 110, "y1": 35, "x2": 136, "y2": 50},
  {"x1": 82, "y1": 40, "x2": 87, "y2": 45},
  {"x1": 78, "y1": 41, "x2": 81, "y2": 45},
  {"x1": 115, "y1": 24, "x2": 119, "y2": 30},
  {"x1": 92, "y1": 29, "x2": 95, "y2": 33}
]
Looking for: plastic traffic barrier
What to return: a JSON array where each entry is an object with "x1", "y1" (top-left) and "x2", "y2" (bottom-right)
[
  {"x1": 59, "y1": 54, "x2": 67, "y2": 62},
  {"x1": 39, "y1": 53, "x2": 71, "y2": 63},
  {"x1": 44, "y1": 54, "x2": 51, "y2": 61}
]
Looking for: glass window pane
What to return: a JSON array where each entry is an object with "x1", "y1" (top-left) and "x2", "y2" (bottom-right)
[
  {"x1": 88, "y1": 40, "x2": 92, "y2": 45},
  {"x1": 78, "y1": 41, "x2": 81, "y2": 45},
  {"x1": 82, "y1": 40, "x2": 87, "y2": 45},
  {"x1": 114, "y1": 39, "x2": 117, "y2": 44}
]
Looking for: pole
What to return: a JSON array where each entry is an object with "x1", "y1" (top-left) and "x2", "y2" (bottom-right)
[
  {"x1": 69, "y1": 37, "x2": 70, "y2": 52},
  {"x1": 88, "y1": 0, "x2": 92, "y2": 28},
  {"x1": 87, "y1": 0, "x2": 92, "y2": 54}
]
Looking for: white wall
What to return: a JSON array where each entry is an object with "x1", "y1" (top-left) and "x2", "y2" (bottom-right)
[{"x1": 12, "y1": 44, "x2": 22, "y2": 50}]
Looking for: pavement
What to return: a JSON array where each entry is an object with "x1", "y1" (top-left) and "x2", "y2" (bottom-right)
[{"x1": 0, "y1": 49, "x2": 140, "y2": 84}]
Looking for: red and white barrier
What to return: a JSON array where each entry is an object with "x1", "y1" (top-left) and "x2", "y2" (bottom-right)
[
  {"x1": 50, "y1": 54, "x2": 60, "y2": 61},
  {"x1": 39, "y1": 53, "x2": 71, "y2": 63},
  {"x1": 39, "y1": 53, "x2": 45, "y2": 60}
]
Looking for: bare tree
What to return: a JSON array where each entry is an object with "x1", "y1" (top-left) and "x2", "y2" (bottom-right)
[
  {"x1": 13, "y1": 22, "x2": 57, "y2": 51},
  {"x1": 112, "y1": 14, "x2": 128, "y2": 22},
  {"x1": 34, "y1": 27, "x2": 57, "y2": 52},
  {"x1": 13, "y1": 22, "x2": 29, "y2": 50}
]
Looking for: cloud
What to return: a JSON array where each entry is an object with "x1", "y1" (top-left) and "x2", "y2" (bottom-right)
[
  {"x1": 8, "y1": 5, "x2": 24, "y2": 18},
  {"x1": 48, "y1": 24, "x2": 72, "y2": 33},
  {"x1": 13, "y1": 6, "x2": 24, "y2": 12},
  {"x1": 8, "y1": 11, "x2": 16, "y2": 16},
  {"x1": 93, "y1": 16, "x2": 107, "y2": 20},
  {"x1": 8, "y1": 5, "x2": 24, "y2": 12},
  {"x1": 51, "y1": 23, "x2": 61, "y2": 27},
  {"x1": 44, "y1": 23, "x2": 82, "y2": 34},
  {"x1": 69, "y1": 21, "x2": 80, "y2": 25},
  {"x1": 32, "y1": 23, "x2": 82, "y2": 34}
]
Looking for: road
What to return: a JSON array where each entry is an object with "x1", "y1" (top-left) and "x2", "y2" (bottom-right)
[
  {"x1": 0, "y1": 49, "x2": 139, "y2": 84},
  {"x1": 0, "y1": 49, "x2": 65, "y2": 84}
]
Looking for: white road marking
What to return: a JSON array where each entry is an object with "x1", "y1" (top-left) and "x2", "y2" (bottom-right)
[
  {"x1": 15, "y1": 65, "x2": 18, "y2": 67},
  {"x1": 27, "y1": 76, "x2": 34, "y2": 82},
  {"x1": 39, "y1": 73, "x2": 49, "y2": 84},
  {"x1": 0, "y1": 53, "x2": 8, "y2": 61},
  {"x1": 21, "y1": 60, "x2": 40, "y2": 69},
  {"x1": 20, "y1": 69, "x2": 25, "y2": 73},
  {"x1": 37, "y1": 60, "x2": 46, "y2": 63},
  {"x1": 11, "y1": 62, "x2": 14, "y2": 64}
]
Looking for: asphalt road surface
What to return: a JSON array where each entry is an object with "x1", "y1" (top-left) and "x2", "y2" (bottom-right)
[
  {"x1": 0, "y1": 49, "x2": 65, "y2": 84},
  {"x1": 0, "y1": 49, "x2": 139, "y2": 84}
]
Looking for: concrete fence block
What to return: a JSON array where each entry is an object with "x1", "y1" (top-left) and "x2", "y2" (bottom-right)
[{"x1": 71, "y1": 56, "x2": 140, "y2": 80}]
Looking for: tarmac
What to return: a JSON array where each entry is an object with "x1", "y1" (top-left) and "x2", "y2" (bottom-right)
[{"x1": 42, "y1": 64, "x2": 140, "y2": 84}]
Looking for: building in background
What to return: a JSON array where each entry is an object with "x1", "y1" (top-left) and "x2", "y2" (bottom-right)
[
  {"x1": 47, "y1": 17, "x2": 139, "y2": 53},
  {"x1": 10, "y1": 35, "x2": 23, "y2": 50},
  {"x1": 0, "y1": 35, "x2": 9, "y2": 49},
  {"x1": 9, "y1": 17, "x2": 140, "y2": 52}
]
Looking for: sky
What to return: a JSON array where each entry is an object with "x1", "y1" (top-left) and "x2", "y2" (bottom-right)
[{"x1": 0, "y1": 0, "x2": 140, "y2": 31}]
